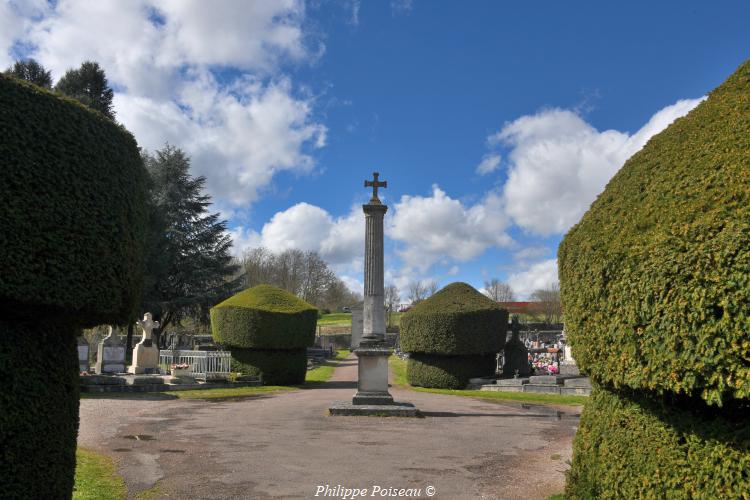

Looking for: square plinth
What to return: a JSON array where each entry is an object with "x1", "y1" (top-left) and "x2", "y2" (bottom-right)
[{"x1": 328, "y1": 401, "x2": 420, "y2": 417}]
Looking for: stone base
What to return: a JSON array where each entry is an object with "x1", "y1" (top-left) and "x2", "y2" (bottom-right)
[
  {"x1": 352, "y1": 391, "x2": 394, "y2": 405},
  {"x1": 128, "y1": 343, "x2": 159, "y2": 374},
  {"x1": 328, "y1": 401, "x2": 420, "y2": 417},
  {"x1": 559, "y1": 362, "x2": 580, "y2": 376}
]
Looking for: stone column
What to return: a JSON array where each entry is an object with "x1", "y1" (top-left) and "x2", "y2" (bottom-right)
[
  {"x1": 353, "y1": 176, "x2": 393, "y2": 405},
  {"x1": 361, "y1": 203, "x2": 387, "y2": 344}
]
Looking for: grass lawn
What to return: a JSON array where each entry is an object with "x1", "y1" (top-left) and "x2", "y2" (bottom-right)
[
  {"x1": 74, "y1": 448, "x2": 126, "y2": 500},
  {"x1": 317, "y1": 313, "x2": 351, "y2": 326},
  {"x1": 388, "y1": 355, "x2": 587, "y2": 406},
  {"x1": 81, "y1": 385, "x2": 296, "y2": 400},
  {"x1": 305, "y1": 349, "x2": 350, "y2": 384}
]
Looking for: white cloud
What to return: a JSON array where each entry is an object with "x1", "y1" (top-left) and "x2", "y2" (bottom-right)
[
  {"x1": 10, "y1": 0, "x2": 325, "y2": 208},
  {"x1": 507, "y1": 259, "x2": 558, "y2": 299},
  {"x1": 489, "y1": 98, "x2": 704, "y2": 235},
  {"x1": 447, "y1": 265, "x2": 460, "y2": 276},
  {"x1": 231, "y1": 203, "x2": 364, "y2": 270},
  {"x1": 388, "y1": 185, "x2": 513, "y2": 271},
  {"x1": 475, "y1": 153, "x2": 501, "y2": 175}
]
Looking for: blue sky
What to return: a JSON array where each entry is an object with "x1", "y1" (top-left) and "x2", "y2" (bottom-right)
[{"x1": 4, "y1": 0, "x2": 749, "y2": 299}]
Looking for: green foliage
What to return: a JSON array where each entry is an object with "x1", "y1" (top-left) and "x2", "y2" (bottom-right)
[
  {"x1": 211, "y1": 285, "x2": 317, "y2": 349},
  {"x1": 230, "y1": 348, "x2": 307, "y2": 386},
  {"x1": 141, "y1": 145, "x2": 239, "y2": 335},
  {"x1": 0, "y1": 75, "x2": 147, "y2": 326},
  {"x1": 55, "y1": 61, "x2": 115, "y2": 119},
  {"x1": 406, "y1": 353, "x2": 496, "y2": 389},
  {"x1": 1, "y1": 320, "x2": 80, "y2": 499},
  {"x1": 400, "y1": 282, "x2": 508, "y2": 355},
  {"x1": 566, "y1": 386, "x2": 750, "y2": 499},
  {"x1": 558, "y1": 60, "x2": 750, "y2": 405},
  {"x1": 74, "y1": 448, "x2": 126, "y2": 500},
  {"x1": 4, "y1": 58, "x2": 52, "y2": 88}
]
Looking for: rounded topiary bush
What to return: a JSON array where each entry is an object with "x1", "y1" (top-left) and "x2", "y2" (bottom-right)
[
  {"x1": 210, "y1": 285, "x2": 317, "y2": 349},
  {"x1": 230, "y1": 349, "x2": 308, "y2": 385},
  {"x1": 566, "y1": 386, "x2": 750, "y2": 499},
  {"x1": 407, "y1": 353, "x2": 497, "y2": 389},
  {"x1": 0, "y1": 75, "x2": 147, "y2": 499},
  {"x1": 211, "y1": 285, "x2": 317, "y2": 385},
  {"x1": 558, "y1": 59, "x2": 750, "y2": 405},
  {"x1": 400, "y1": 282, "x2": 508, "y2": 355}
]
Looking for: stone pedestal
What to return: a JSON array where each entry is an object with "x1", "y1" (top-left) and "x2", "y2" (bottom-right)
[
  {"x1": 353, "y1": 346, "x2": 393, "y2": 404},
  {"x1": 95, "y1": 326, "x2": 125, "y2": 374},
  {"x1": 129, "y1": 342, "x2": 159, "y2": 374}
]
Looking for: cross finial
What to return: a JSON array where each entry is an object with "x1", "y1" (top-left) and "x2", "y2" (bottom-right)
[{"x1": 365, "y1": 172, "x2": 387, "y2": 203}]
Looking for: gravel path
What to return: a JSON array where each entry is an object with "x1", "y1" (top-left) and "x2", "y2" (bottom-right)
[{"x1": 79, "y1": 355, "x2": 579, "y2": 499}]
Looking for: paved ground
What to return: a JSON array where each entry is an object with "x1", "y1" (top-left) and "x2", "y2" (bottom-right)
[{"x1": 79, "y1": 356, "x2": 580, "y2": 499}]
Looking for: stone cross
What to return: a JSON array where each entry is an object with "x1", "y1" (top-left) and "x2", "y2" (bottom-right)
[
  {"x1": 364, "y1": 172, "x2": 387, "y2": 203},
  {"x1": 136, "y1": 312, "x2": 159, "y2": 345}
]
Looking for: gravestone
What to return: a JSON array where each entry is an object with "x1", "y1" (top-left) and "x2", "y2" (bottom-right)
[
  {"x1": 95, "y1": 326, "x2": 125, "y2": 374},
  {"x1": 350, "y1": 302, "x2": 363, "y2": 349},
  {"x1": 502, "y1": 316, "x2": 531, "y2": 377},
  {"x1": 559, "y1": 342, "x2": 580, "y2": 376},
  {"x1": 77, "y1": 336, "x2": 90, "y2": 373},
  {"x1": 129, "y1": 312, "x2": 160, "y2": 374}
]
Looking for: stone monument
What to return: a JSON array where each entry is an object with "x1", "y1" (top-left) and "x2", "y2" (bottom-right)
[
  {"x1": 350, "y1": 302, "x2": 363, "y2": 349},
  {"x1": 78, "y1": 336, "x2": 90, "y2": 373},
  {"x1": 329, "y1": 173, "x2": 417, "y2": 416},
  {"x1": 502, "y1": 316, "x2": 531, "y2": 377},
  {"x1": 94, "y1": 326, "x2": 125, "y2": 374},
  {"x1": 129, "y1": 312, "x2": 160, "y2": 374}
]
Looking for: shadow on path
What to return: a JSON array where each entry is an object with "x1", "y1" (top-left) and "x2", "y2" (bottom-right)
[{"x1": 420, "y1": 410, "x2": 563, "y2": 419}]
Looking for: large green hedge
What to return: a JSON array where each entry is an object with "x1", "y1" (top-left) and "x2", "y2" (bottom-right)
[
  {"x1": 211, "y1": 285, "x2": 317, "y2": 349},
  {"x1": 400, "y1": 282, "x2": 508, "y2": 355},
  {"x1": 566, "y1": 386, "x2": 750, "y2": 498},
  {"x1": 0, "y1": 75, "x2": 148, "y2": 325},
  {"x1": 0, "y1": 76, "x2": 148, "y2": 499},
  {"x1": 230, "y1": 348, "x2": 307, "y2": 386},
  {"x1": 0, "y1": 320, "x2": 80, "y2": 499},
  {"x1": 558, "y1": 60, "x2": 750, "y2": 405},
  {"x1": 407, "y1": 353, "x2": 497, "y2": 389}
]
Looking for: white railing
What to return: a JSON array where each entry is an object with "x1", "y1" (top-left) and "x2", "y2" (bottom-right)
[{"x1": 159, "y1": 350, "x2": 231, "y2": 381}]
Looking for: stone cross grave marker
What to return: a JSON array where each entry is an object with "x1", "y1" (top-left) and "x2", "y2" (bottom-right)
[{"x1": 129, "y1": 312, "x2": 161, "y2": 374}]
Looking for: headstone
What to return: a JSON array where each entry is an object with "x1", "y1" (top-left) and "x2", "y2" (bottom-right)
[
  {"x1": 129, "y1": 312, "x2": 160, "y2": 374},
  {"x1": 502, "y1": 316, "x2": 531, "y2": 377},
  {"x1": 350, "y1": 302, "x2": 363, "y2": 349},
  {"x1": 560, "y1": 342, "x2": 580, "y2": 375},
  {"x1": 77, "y1": 336, "x2": 90, "y2": 373},
  {"x1": 95, "y1": 326, "x2": 125, "y2": 374}
]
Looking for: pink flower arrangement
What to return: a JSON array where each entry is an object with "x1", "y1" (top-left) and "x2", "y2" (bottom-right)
[{"x1": 170, "y1": 363, "x2": 190, "y2": 370}]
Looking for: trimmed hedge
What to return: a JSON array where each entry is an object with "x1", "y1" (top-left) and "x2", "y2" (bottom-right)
[
  {"x1": 400, "y1": 282, "x2": 508, "y2": 355},
  {"x1": 0, "y1": 75, "x2": 148, "y2": 325},
  {"x1": 566, "y1": 386, "x2": 750, "y2": 498},
  {"x1": 211, "y1": 285, "x2": 317, "y2": 349},
  {"x1": 407, "y1": 353, "x2": 497, "y2": 389},
  {"x1": 0, "y1": 75, "x2": 147, "y2": 499},
  {"x1": 558, "y1": 60, "x2": 750, "y2": 405},
  {"x1": 0, "y1": 321, "x2": 80, "y2": 499},
  {"x1": 230, "y1": 348, "x2": 307, "y2": 386}
]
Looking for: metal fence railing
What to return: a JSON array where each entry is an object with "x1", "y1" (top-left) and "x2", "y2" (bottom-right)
[{"x1": 159, "y1": 349, "x2": 231, "y2": 381}]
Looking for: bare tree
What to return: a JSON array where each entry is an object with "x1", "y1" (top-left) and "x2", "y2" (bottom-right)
[
  {"x1": 530, "y1": 283, "x2": 562, "y2": 324},
  {"x1": 408, "y1": 281, "x2": 427, "y2": 304},
  {"x1": 484, "y1": 278, "x2": 515, "y2": 302},
  {"x1": 425, "y1": 280, "x2": 439, "y2": 297},
  {"x1": 384, "y1": 284, "x2": 400, "y2": 328}
]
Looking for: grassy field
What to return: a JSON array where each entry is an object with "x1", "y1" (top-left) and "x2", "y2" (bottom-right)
[
  {"x1": 74, "y1": 448, "x2": 126, "y2": 500},
  {"x1": 305, "y1": 349, "x2": 350, "y2": 384},
  {"x1": 388, "y1": 355, "x2": 587, "y2": 406},
  {"x1": 317, "y1": 313, "x2": 351, "y2": 326}
]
